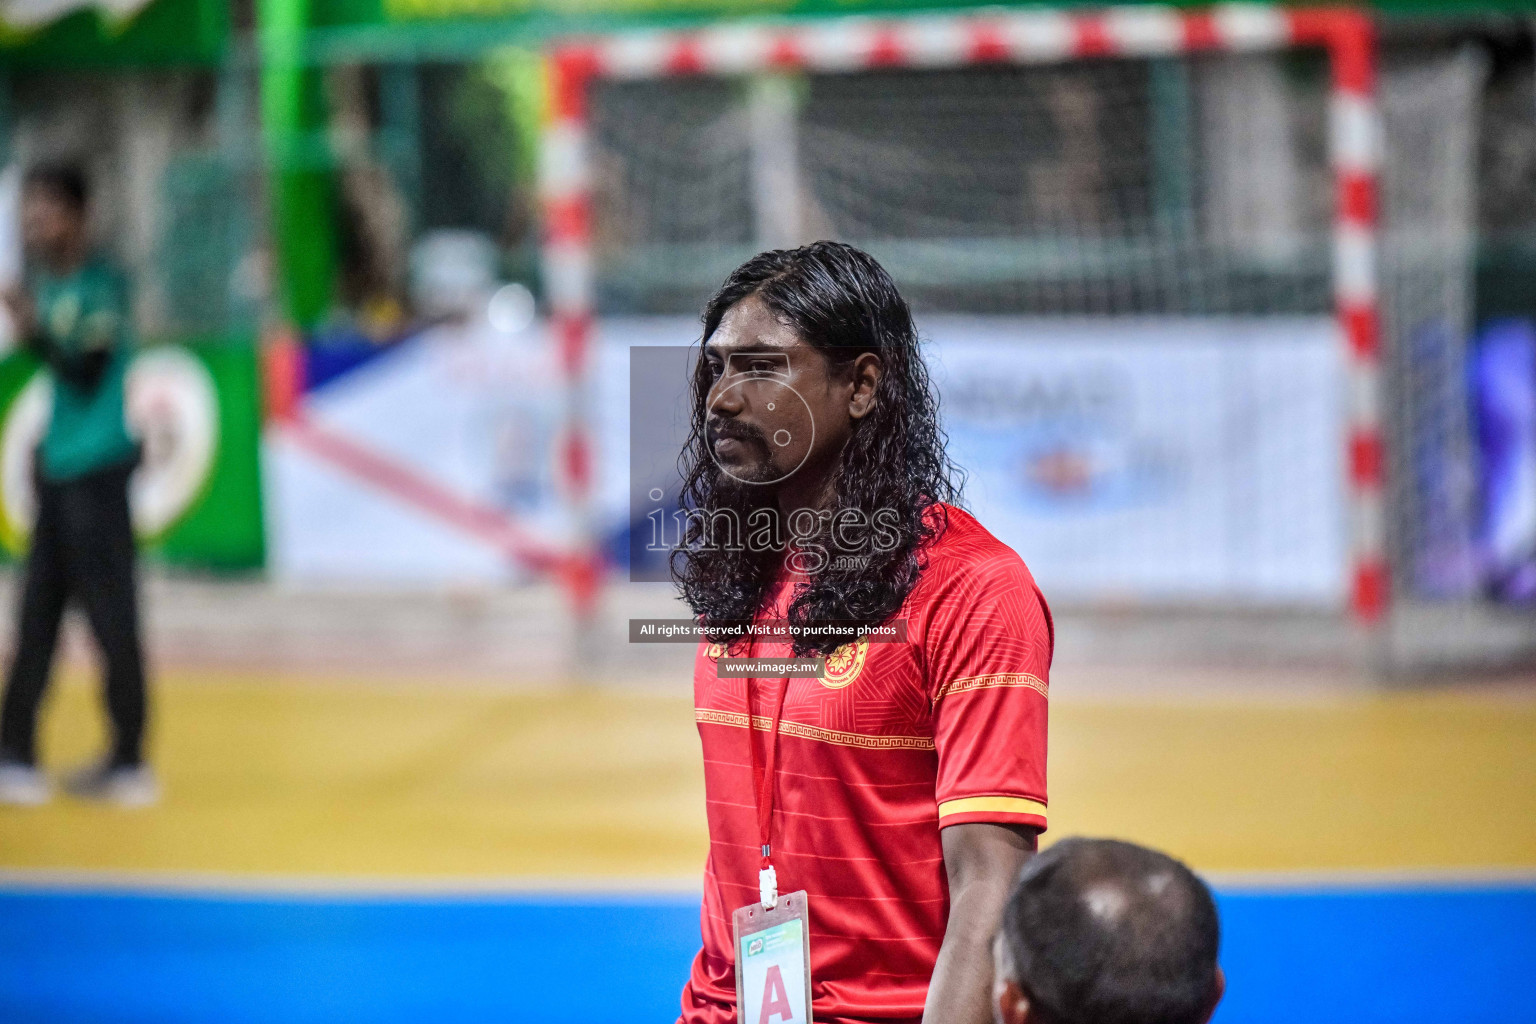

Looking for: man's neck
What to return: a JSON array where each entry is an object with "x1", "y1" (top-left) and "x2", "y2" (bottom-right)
[
  {"x1": 773, "y1": 446, "x2": 842, "y2": 521},
  {"x1": 40, "y1": 240, "x2": 88, "y2": 277},
  {"x1": 775, "y1": 471, "x2": 837, "y2": 522}
]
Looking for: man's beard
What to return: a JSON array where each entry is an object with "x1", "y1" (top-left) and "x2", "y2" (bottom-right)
[
  {"x1": 711, "y1": 465, "x2": 780, "y2": 508},
  {"x1": 706, "y1": 419, "x2": 782, "y2": 491}
]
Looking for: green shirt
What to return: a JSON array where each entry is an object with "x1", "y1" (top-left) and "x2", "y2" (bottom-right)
[{"x1": 28, "y1": 257, "x2": 137, "y2": 481}]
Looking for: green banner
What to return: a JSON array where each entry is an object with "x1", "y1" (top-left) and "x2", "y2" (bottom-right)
[
  {"x1": 0, "y1": 341, "x2": 264, "y2": 570},
  {"x1": 0, "y1": 0, "x2": 226, "y2": 68}
]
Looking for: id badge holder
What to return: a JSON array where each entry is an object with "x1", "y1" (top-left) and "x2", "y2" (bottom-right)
[{"x1": 733, "y1": 890, "x2": 812, "y2": 1024}]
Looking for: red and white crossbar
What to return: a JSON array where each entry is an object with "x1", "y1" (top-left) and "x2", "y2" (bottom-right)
[{"x1": 540, "y1": 4, "x2": 1386, "y2": 623}]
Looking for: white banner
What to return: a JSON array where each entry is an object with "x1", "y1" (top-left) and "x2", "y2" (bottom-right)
[
  {"x1": 266, "y1": 315, "x2": 1345, "y2": 603},
  {"x1": 264, "y1": 316, "x2": 675, "y2": 585},
  {"x1": 923, "y1": 317, "x2": 1345, "y2": 604}
]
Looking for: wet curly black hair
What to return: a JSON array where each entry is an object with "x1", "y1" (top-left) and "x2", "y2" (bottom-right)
[{"x1": 672, "y1": 241, "x2": 963, "y2": 656}]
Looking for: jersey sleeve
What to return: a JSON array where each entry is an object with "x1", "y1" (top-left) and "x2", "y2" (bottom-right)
[{"x1": 923, "y1": 553, "x2": 1052, "y2": 832}]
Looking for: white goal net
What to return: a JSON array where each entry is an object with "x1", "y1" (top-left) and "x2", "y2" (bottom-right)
[{"x1": 546, "y1": 10, "x2": 1523, "y2": 670}]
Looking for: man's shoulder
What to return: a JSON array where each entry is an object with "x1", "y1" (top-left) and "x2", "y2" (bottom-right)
[
  {"x1": 919, "y1": 504, "x2": 1032, "y2": 585},
  {"x1": 899, "y1": 505, "x2": 1041, "y2": 623},
  {"x1": 911, "y1": 504, "x2": 1055, "y2": 661},
  {"x1": 39, "y1": 257, "x2": 126, "y2": 315}
]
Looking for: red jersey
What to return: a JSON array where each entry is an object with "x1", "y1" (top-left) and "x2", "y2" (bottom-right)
[{"x1": 679, "y1": 504, "x2": 1052, "y2": 1024}]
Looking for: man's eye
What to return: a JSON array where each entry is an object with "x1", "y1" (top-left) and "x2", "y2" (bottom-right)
[{"x1": 706, "y1": 362, "x2": 723, "y2": 379}]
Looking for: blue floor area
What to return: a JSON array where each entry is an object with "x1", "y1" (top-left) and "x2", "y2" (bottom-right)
[{"x1": 0, "y1": 883, "x2": 1532, "y2": 1023}]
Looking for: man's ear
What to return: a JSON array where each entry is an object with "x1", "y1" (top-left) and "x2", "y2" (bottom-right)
[
  {"x1": 1198, "y1": 966, "x2": 1226, "y2": 1024},
  {"x1": 996, "y1": 978, "x2": 1031, "y2": 1024},
  {"x1": 992, "y1": 934, "x2": 1031, "y2": 1024},
  {"x1": 847, "y1": 353, "x2": 881, "y2": 420}
]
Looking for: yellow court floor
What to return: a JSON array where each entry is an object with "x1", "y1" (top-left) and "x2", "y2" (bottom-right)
[{"x1": 2, "y1": 671, "x2": 1534, "y2": 881}]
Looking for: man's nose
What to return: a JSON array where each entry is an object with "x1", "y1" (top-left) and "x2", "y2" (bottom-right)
[{"x1": 709, "y1": 378, "x2": 745, "y2": 415}]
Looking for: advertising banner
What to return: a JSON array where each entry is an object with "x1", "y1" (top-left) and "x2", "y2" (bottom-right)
[
  {"x1": 268, "y1": 314, "x2": 1344, "y2": 603},
  {"x1": 264, "y1": 315, "x2": 653, "y2": 585},
  {"x1": 924, "y1": 316, "x2": 1345, "y2": 604},
  {"x1": 0, "y1": 343, "x2": 264, "y2": 569}
]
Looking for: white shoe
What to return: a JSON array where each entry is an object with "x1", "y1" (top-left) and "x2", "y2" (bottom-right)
[
  {"x1": 0, "y1": 761, "x2": 52, "y2": 806},
  {"x1": 63, "y1": 760, "x2": 160, "y2": 808}
]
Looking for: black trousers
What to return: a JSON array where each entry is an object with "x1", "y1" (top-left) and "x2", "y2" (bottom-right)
[{"x1": 0, "y1": 455, "x2": 147, "y2": 767}]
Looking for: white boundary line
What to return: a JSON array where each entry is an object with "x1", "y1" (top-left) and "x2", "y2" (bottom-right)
[{"x1": 2, "y1": 865, "x2": 1531, "y2": 897}]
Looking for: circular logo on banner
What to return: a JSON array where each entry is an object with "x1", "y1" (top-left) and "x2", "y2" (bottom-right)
[
  {"x1": 820, "y1": 636, "x2": 869, "y2": 690},
  {"x1": 126, "y1": 348, "x2": 220, "y2": 540},
  {"x1": 0, "y1": 348, "x2": 219, "y2": 549}
]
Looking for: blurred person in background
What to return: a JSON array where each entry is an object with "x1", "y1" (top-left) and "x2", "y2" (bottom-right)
[
  {"x1": 993, "y1": 838, "x2": 1224, "y2": 1024},
  {"x1": 0, "y1": 163, "x2": 154, "y2": 808}
]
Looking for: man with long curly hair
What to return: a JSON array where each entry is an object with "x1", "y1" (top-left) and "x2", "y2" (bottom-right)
[{"x1": 674, "y1": 242, "x2": 1053, "y2": 1024}]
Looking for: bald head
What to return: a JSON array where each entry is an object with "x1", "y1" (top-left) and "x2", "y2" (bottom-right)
[{"x1": 994, "y1": 838, "x2": 1222, "y2": 1024}]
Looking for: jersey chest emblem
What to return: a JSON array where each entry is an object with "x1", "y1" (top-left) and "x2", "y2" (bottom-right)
[{"x1": 821, "y1": 636, "x2": 869, "y2": 689}]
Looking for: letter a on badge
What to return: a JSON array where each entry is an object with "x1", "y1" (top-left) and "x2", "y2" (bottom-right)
[{"x1": 759, "y1": 965, "x2": 794, "y2": 1024}]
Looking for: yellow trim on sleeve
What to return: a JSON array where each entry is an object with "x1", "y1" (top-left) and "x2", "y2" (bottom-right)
[
  {"x1": 938, "y1": 796, "x2": 1048, "y2": 820},
  {"x1": 932, "y1": 672, "x2": 1048, "y2": 706}
]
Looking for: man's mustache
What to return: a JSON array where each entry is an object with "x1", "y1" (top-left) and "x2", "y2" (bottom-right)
[{"x1": 707, "y1": 420, "x2": 767, "y2": 447}]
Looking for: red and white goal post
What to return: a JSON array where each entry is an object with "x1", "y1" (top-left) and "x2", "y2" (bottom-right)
[{"x1": 539, "y1": 4, "x2": 1386, "y2": 624}]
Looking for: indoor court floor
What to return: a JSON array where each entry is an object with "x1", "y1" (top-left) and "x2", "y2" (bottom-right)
[{"x1": 1, "y1": 669, "x2": 1533, "y2": 1023}]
